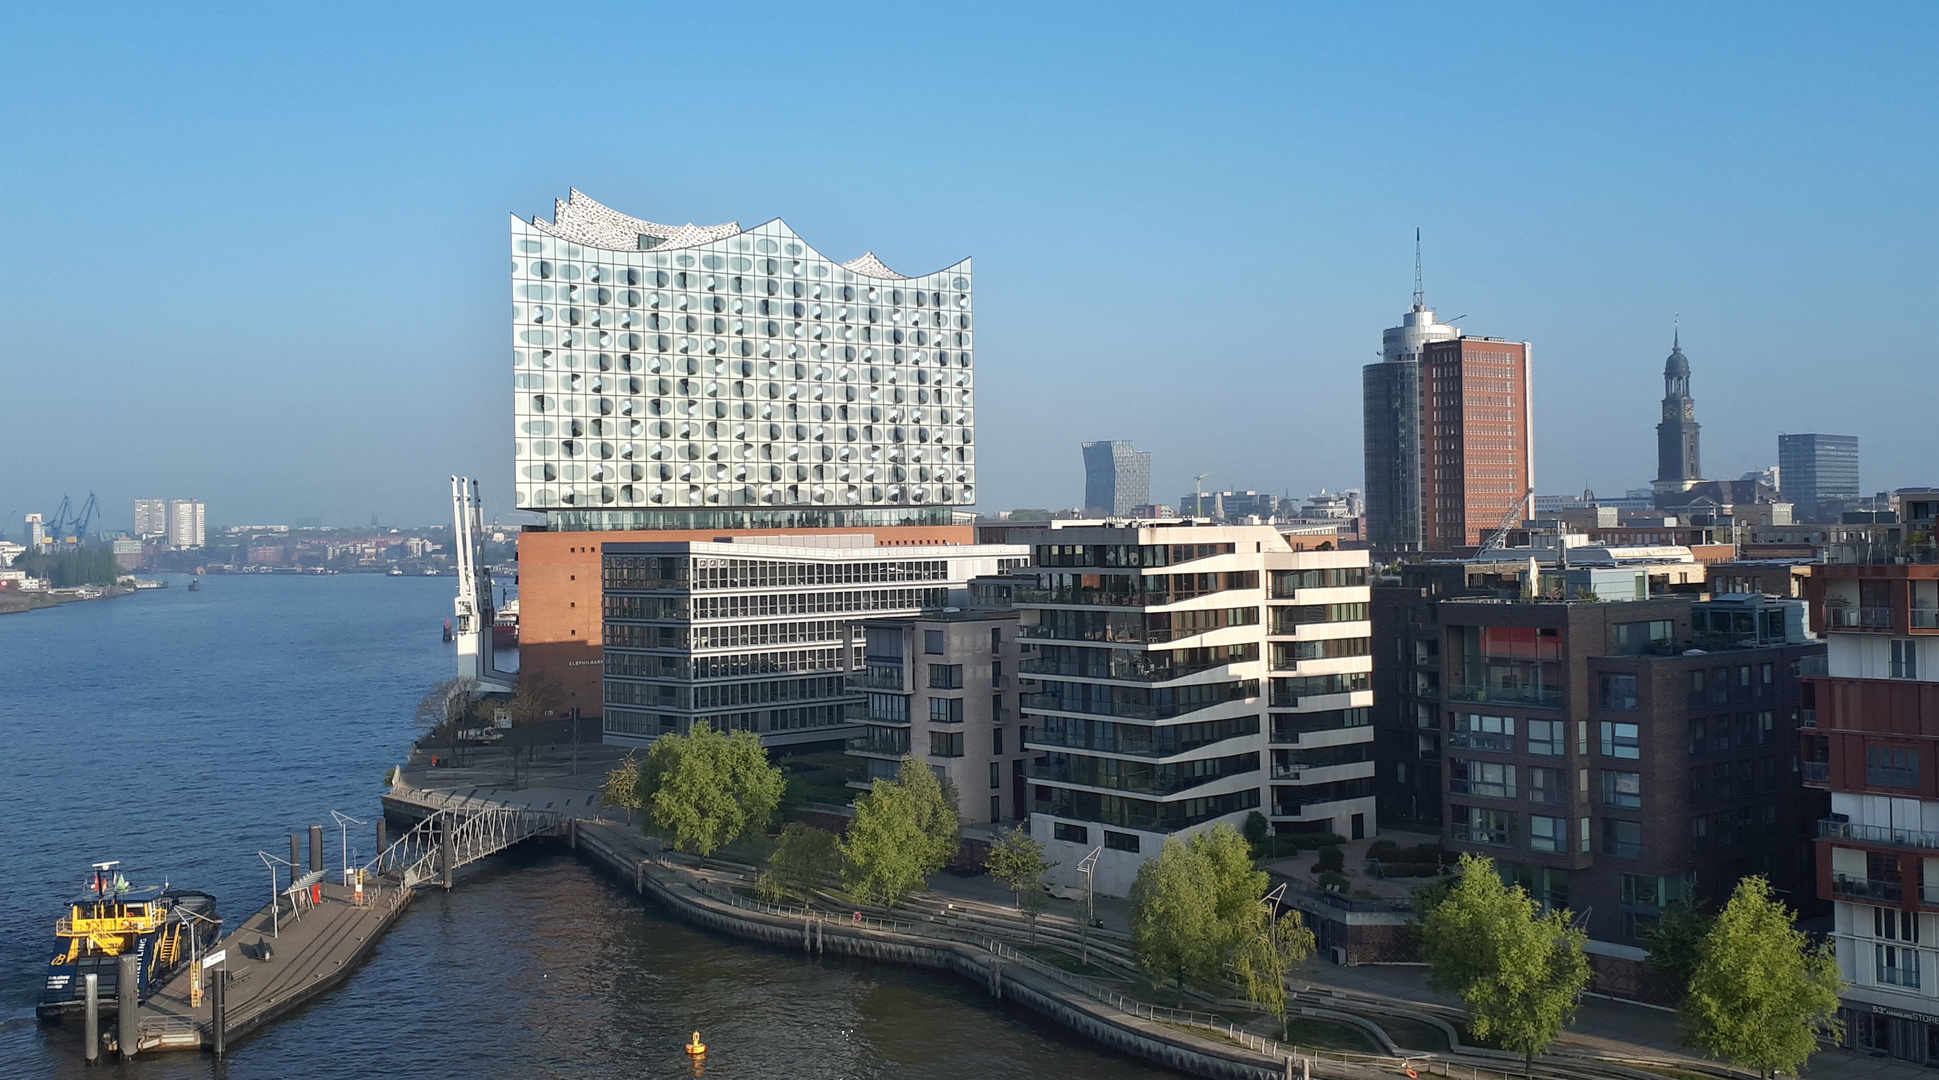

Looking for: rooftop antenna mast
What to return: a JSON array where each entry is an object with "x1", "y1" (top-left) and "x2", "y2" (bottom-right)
[{"x1": 1413, "y1": 228, "x2": 1424, "y2": 311}]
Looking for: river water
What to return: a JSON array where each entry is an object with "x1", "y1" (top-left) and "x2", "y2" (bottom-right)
[{"x1": 0, "y1": 573, "x2": 1173, "y2": 1078}]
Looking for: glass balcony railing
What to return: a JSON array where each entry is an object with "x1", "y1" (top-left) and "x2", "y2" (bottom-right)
[
  {"x1": 1915, "y1": 610, "x2": 1939, "y2": 629},
  {"x1": 1802, "y1": 761, "x2": 1830, "y2": 783},
  {"x1": 1820, "y1": 819, "x2": 1939, "y2": 851},
  {"x1": 1020, "y1": 652, "x2": 1246, "y2": 683},
  {"x1": 1832, "y1": 875, "x2": 1903, "y2": 902},
  {"x1": 1447, "y1": 684, "x2": 1564, "y2": 708},
  {"x1": 1014, "y1": 585, "x2": 1244, "y2": 608},
  {"x1": 847, "y1": 666, "x2": 904, "y2": 692},
  {"x1": 1020, "y1": 691, "x2": 1249, "y2": 722}
]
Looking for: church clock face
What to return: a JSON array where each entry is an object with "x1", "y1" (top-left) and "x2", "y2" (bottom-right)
[{"x1": 1682, "y1": 401, "x2": 1695, "y2": 421}]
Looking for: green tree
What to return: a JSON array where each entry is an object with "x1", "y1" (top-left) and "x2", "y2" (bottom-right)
[
  {"x1": 1641, "y1": 902, "x2": 1716, "y2": 987},
  {"x1": 636, "y1": 722, "x2": 785, "y2": 860},
  {"x1": 840, "y1": 755, "x2": 960, "y2": 906},
  {"x1": 759, "y1": 822, "x2": 843, "y2": 903},
  {"x1": 985, "y1": 827, "x2": 1055, "y2": 939},
  {"x1": 1420, "y1": 854, "x2": 1590, "y2": 1079},
  {"x1": 600, "y1": 750, "x2": 643, "y2": 823},
  {"x1": 1241, "y1": 810, "x2": 1270, "y2": 855},
  {"x1": 1233, "y1": 905, "x2": 1317, "y2": 1038},
  {"x1": 1681, "y1": 876, "x2": 1845, "y2": 1079},
  {"x1": 1128, "y1": 824, "x2": 1268, "y2": 1005}
]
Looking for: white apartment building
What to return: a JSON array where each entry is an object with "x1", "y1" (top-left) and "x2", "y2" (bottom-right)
[
  {"x1": 1011, "y1": 521, "x2": 1374, "y2": 897},
  {"x1": 165, "y1": 500, "x2": 206, "y2": 549}
]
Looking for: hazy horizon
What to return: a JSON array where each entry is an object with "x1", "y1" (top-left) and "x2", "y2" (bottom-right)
[{"x1": 5, "y1": 3, "x2": 1933, "y2": 530}]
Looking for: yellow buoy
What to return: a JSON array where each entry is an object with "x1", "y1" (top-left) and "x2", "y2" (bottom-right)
[{"x1": 686, "y1": 1031, "x2": 707, "y2": 1056}]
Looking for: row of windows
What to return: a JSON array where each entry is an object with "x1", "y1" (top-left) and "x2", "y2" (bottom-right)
[
  {"x1": 1689, "y1": 712, "x2": 1779, "y2": 754},
  {"x1": 691, "y1": 587, "x2": 949, "y2": 620},
  {"x1": 1452, "y1": 806, "x2": 1640, "y2": 858},
  {"x1": 686, "y1": 557, "x2": 949, "y2": 590},
  {"x1": 1689, "y1": 758, "x2": 1785, "y2": 801},
  {"x1": 1447, "y1": 715, "x2": 1638, "y2": 759},
  {"x1": 1032, "y1": 543, "x2": 1235, "y2": 568},
  {"x1": 1689, "y1": 804, "x2": 1784, "y2": 849}
]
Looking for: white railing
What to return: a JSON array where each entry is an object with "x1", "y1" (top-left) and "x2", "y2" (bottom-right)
[{"x1": 364, "y1": 805, "x2": 560, "y2": 888}]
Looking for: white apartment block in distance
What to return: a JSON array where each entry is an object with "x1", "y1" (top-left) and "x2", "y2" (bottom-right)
[
  {"x1": 1011, "y1": 521, "x2": 1374, "y2": 897},
  {"x1": 165, "y1": 500, "x2": 205, "y2": 549},
  {"x1": 600, "y1": 535, "x2": 1027, "y2": 750}
]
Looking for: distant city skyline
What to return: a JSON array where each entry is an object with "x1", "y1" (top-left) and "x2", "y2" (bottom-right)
[{"x1": 5, "y1": 5, "x2": 1936, "y2": 527}]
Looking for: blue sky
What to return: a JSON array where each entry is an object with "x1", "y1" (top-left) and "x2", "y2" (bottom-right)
[{"x1": 3, "y1": 3, "x2": 1933, "y2": 529}]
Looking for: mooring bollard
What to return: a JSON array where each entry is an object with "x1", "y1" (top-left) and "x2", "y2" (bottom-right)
[
  {"x1": 440, "y1": 817, "x2": 454, "y2": 890},
  {"x1": 83, "y1": 973, "x2": 99, "y2": 1064},
  {"x1": 117, "y1": 953, "x2": 140, "y2": 1059},
  {"x1": 291, "y1": 833, "x2": 301, "y2": 875},
  {"x1": 375, "y1": 818, "x2": 387, "y2": 872},
  {"x1": 309, "y1": 824, "x2": 325, "y2": 874}
]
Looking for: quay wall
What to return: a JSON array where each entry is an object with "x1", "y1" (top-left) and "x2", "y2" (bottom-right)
[{"x1": 566, "y1": 824, "x2": 1287, "y2": 1080}]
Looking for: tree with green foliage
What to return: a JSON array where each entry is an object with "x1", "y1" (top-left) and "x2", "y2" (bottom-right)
[
  {"x1": 1233, "y1": 905, "x2": 1316, "y2": 1037},
  {"x1": 1127, "y1": 823, "x2": 1269, "y2": 1005},
  {"x1": 635, "y1": 721, "x2": 786, "y2": 860},
  {"x1": 1419, "y1": 854, "x2": 1590, "y2": 1079},
  {"x1": 14, "y1": 549, "x2": 123, "y2": 588},
  {"x1": 1241, "y1": 810, "x2": 1270, "y2": 855},
  {"x1": 759, "y1": 822, "x2": 843, "y2": 904},
  {"x1": 1641, "y1": 902, "x2": 1716, "y2": 987},
  {"x1": 600, "y1": 751, "x2": 643, "y2": 823},
  {"x1": 985, "y1": 826, "x2": 1055, "y2": 939},
  {"x1": 840, "y1": 755, "x2": 959, "y2": 905},
  {"x1": 1681, "y1": 876, "x2": 1845, "y2": 1079}
]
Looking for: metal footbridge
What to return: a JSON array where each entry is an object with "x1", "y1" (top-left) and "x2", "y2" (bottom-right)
[{"x1": 366, "y1": 804, "x2": 562, "y2": 889}]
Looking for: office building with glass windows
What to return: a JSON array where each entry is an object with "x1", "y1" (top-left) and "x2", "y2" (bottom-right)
[
  {"x1": 1082, "y1": 440, "x2": 1151, "y2": 518},
  {"x1": 600, "y1": 535, "x2": 1025, "y2": 749},
  {"x1": 1007, "y1": 520, "x2": 1374, "y2": 897},
  {"x1": 1779, "y1": 433, "x2": 1860, "y2": 523}
]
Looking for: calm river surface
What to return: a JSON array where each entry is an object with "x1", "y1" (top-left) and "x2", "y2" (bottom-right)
[{"x1": 0, "y1": 573, "x2": 1172, "y2": 1078}]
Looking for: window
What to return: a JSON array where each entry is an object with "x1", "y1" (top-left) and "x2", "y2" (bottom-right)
[
  {"x1": 1868, "y1": 746, "x2": 1920, "y2": 789},
  {"x1": 1614, "y1": 620, "x2": 1674, "y2": 654},
  {"x1": 990, "y1": 762, "x2": 1001, "y2": 790},
  {"x1": 990, "y1": 627, "x2": 1002, "y2": 652},
  {"x1": 990, "y1": 795, "x2": 1001, "y2": 823},
  {"x1": 1602, "y1": 770, "x2": 1642, "y2": 809},
  {"x1": 1599, "y1": 674, "x2": 1639, "y2": 711},
  {"x1": 1053, "y1": 821, "x2": 1089, "y2": 844},
  {"x1": 1529, "y1": 815, "x2": 1566, "y2": 853},
  {"x1": 1528, "y1": 766, "x2": 1567, "y2": 806},
  {"x1": 1878, "y1": 944, "x2": 1921, "y2": 988},
  {"x1": 929, "y1": 663, "x2": 963, "y2": 689},
  {"x1": 1758, "y1": 710, "x2": 1774, "y2": 746},
  {"x1": 1710, "y1": 667, "x2": 1731, "y2": 704},
  {"x1": 1451, "y1": 805, "x2": 1514, "y2": 847},
  {"x1": 924, "y1": 630, "x2": 945, "y2": 655},
  {"x1": 1877, "y1": 906, "x2": 1921, "y2": 943},
  {"x1": 1450, "y1": 759, "x2": 1517, "y2": 799},
  {"x1": 867, "y1": 693, "x2": 909, "y2": 723},
  {"x1": 992, "y1": 727, "x2": 1004, "y2": 756},
  {"x1": 1526, "y1": 719, "x2": 1565, "y2": 756},
  {"x1": 1600, "y1": 722, "x2": 1641, "y2": 759},
  {"x1": 1893, "y1": 639, "x2": 1919, "y2": 680},
  {"x1": 1577, "y1": 720, "x2": 1589, "y2": 755},
  {"x1": 1603, "y1": 819, "x2": 1643, "y2": 859},
  {"x1": 1579, "y1": 817, "x2": 1591, "y2": 853},
  {"x1": 1105, "y1": 830, "x2": 1140, "y2": 853},
  {"x1": 1450, "y1": 714, "x2": 1514, "y2": 752},
  {"x1": 1691, "y1": 815, "x2": 1708, "y2": 849},
  {"x1": 928, "y1": 730, "x2": 963, "y2": 757},
  {"x1": 929, "y1": 697, "x2": 963, "y2": 724}
]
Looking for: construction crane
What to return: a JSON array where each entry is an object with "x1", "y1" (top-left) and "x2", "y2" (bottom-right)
[
  {"x1": 1477, "y1": 485, "x2": 1537, "y2": 556},
  {"x1": 63, "y1": 493, "x2": 99, "y2": 545}
]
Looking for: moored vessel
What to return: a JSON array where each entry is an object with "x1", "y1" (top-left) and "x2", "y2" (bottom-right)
[{"x1": 37, "y1": 863, "x2": 220, "y2": 1022}]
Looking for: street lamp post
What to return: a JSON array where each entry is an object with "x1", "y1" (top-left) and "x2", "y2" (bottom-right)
[
  {"x1": 331, "y1": 810, "x2": 368, "y2": 887},
  {"x1": 1077, "y1": 845, "x2": 1102, "y2": 966},
  {"x1": 256, "y1": 852, "x2": 295, "y2": 937}
]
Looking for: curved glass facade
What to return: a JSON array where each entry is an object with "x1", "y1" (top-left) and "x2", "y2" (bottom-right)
[{"x1": 511, "y1": 192, "x2": 974, "y2": 513}]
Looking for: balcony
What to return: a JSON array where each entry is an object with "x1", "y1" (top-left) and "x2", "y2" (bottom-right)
[
  {"x1": 1820, "y1": 819, "x2": 1939, "y2": 851},
  {"x1": 1802, "y1": 761, "x2": 1830, "y2": 785},
  {"x1": 1020, "y1": 691, "x2": 1245, "y2": 722},
  {"x1": 1801, "y1": 708, "x2": 1816, "y2": 729},
  {"x1": 846, "y1": 731, "x2": 911, "y2": 758},
  {"x1": 1014, "y1": 585, "x2": 1245, "y2": 608},
  {"x1": 1026, "y1": 758, "x2": 1255, "y2": 798},
  {"x1": 1021, "y1": 651, "x2": 1245, "y2": 683},
  {"x1": 1826, "y1": 606, "x2": 1896, "y2": 629},
  {"x1": 847, "y1": 666, "x2": 905, "y2": 692},
  {"x1": 1447, "y1": 684, "x2": 1564, "y2": 709},
  {"x1": 1832, "y1": 875, "x2": 1904, "y2": 902},
  {"x1": 1915, "y1": 610, "x2": 1939, "y2": 630}
]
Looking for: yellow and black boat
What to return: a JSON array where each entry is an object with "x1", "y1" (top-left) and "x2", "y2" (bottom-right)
[{"x1": 36, "y1": 862, "x2": 219, "y2": 1022}]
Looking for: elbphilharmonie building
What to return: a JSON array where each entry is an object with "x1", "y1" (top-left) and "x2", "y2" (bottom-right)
[{"x1": 511, "y1": 190, "x2": 975, "y2": 529}]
